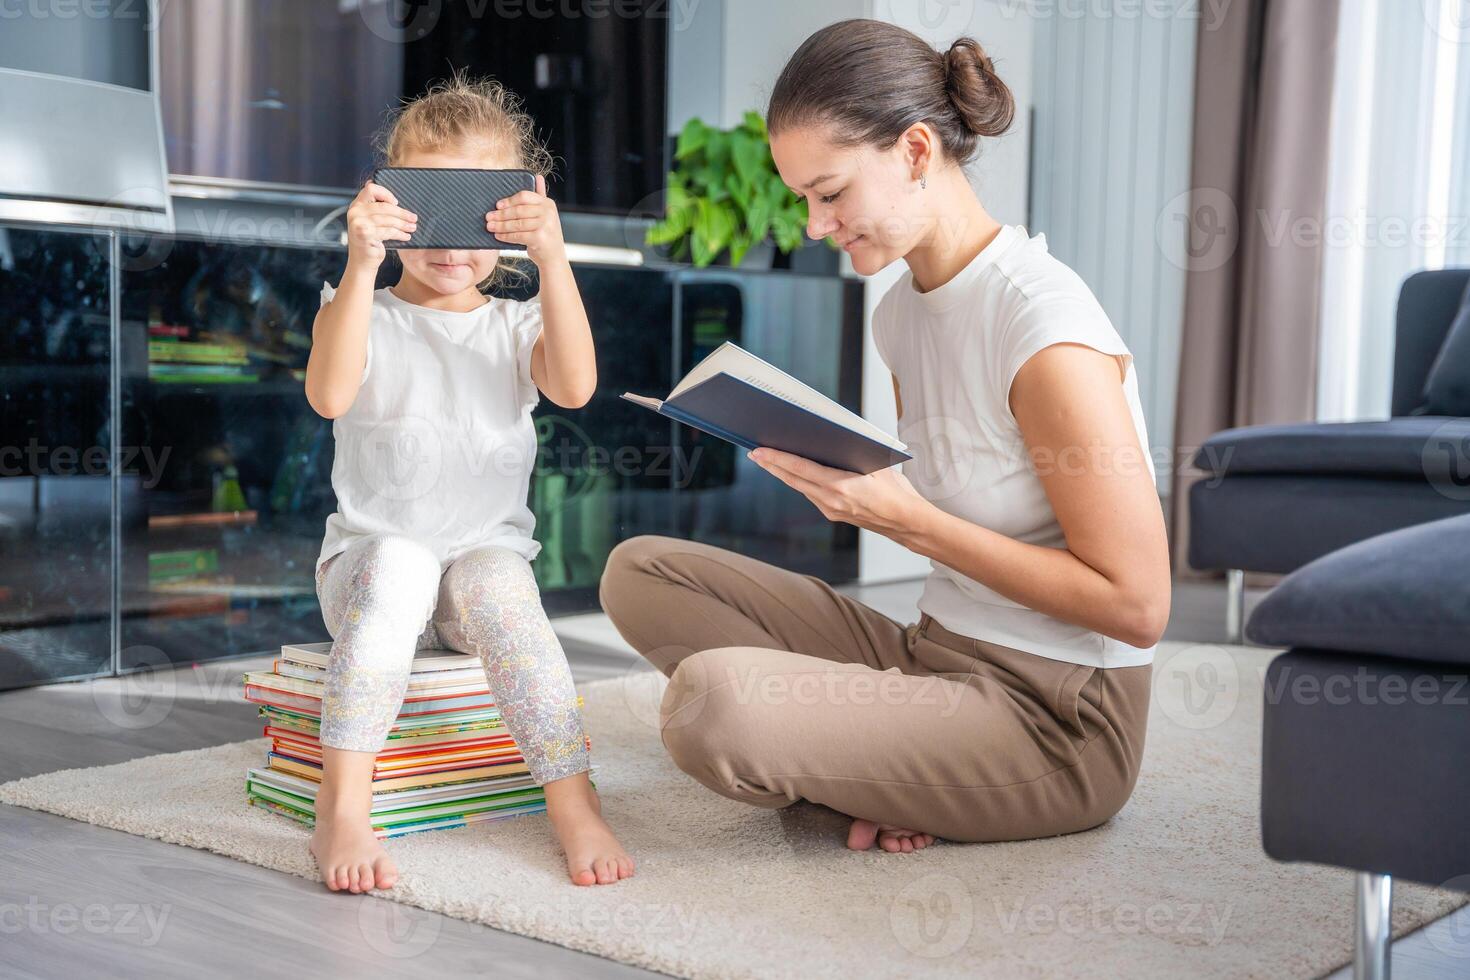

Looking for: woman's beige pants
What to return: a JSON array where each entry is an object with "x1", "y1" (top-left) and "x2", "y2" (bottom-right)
[{"x1": 598, "y1": 535, "x2": 1152, "y2": 842}]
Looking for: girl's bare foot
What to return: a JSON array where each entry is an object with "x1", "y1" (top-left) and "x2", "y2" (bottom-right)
[
  {"x1": 311, "y1": 746, "x2": 397, "y2": 892},
  {"x1": 847, "y1": 817, "x2": 937, "y2": 853},
  {"x1": 310, "y1": 812, "x2": 398, "y2": 892},
  {"x1": 543, "y1": 772, "x2": 634, "y2": 886}
]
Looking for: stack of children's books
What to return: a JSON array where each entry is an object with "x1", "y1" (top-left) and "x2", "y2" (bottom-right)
[{"x1": 243, "y1": 643, "x2": 574, "y2": 838}]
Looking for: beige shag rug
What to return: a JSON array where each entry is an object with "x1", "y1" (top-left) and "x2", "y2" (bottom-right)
[{"x1": 1, "y1": 642, "x2": 1464, "y2": 979}]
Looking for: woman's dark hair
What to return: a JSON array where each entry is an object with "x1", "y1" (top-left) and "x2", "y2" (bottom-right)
[{"x1": 767, "y1": 19, "x2": 1015, "y2": 166}]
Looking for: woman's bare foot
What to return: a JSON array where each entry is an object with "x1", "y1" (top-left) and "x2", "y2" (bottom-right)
[
  {"x1": 543, "y1": 772, "x2": 634, "y2": 886},
  {"x1": 847, "y1": 818, "x2": 937, "y2": 853},
  {"x1": 310, "y1": 812, "x2": 398, "y2": 892}
]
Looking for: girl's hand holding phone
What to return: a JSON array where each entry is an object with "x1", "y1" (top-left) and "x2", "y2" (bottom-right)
[
  {"x1": 485, "y1": 174, "x2": 566, "y2": 267},
  {"x1": 346, "y1": 181, "x2": 418, "y2": 268}
]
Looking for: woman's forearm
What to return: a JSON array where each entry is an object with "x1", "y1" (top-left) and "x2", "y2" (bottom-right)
[
  {"x1": 305, "y1": 261, "x2": 376, "y2": 418},
  {"x1": 895, "y1": 501, "x2": 1169, "y2": 649},
  {"x1": 535, "y1": 259, "x2": 597, "y2": 407}
]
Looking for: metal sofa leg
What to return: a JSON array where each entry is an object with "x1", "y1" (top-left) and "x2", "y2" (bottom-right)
[
  {"x1": 1225, "y1": 569, "x2": 1245, "y2": 645},
  {"x1": 1354, "y1": 872, "x2": 1393, "y2": 980}
]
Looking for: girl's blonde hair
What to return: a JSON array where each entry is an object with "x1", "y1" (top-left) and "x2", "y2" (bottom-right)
[{"x1": 373, "y1": 71, "x2": 555, "y2": 290}]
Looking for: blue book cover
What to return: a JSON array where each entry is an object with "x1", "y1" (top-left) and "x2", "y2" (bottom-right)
[{"x1": 622, "y1": 342, "x2": 911, "y2": 475}]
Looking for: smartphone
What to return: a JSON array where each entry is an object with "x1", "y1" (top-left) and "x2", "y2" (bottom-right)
[{"x1": 372, "y1": 167, "x2": 537, "y2": 251}]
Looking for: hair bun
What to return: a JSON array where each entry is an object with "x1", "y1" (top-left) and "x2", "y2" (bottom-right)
[{"x1": 944, "y1": 37, "x2": 1015, "y2": 139}]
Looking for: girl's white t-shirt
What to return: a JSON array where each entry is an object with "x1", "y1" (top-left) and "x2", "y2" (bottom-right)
[
  {"x1": 873, "y1": 224, "x2": 1156, "y2": 669},
  {"x1": 315, "y1": 282, "x2": 545, "y2": 574}
]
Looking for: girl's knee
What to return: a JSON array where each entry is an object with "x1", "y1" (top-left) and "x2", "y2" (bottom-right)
[
  {"x1": 441, "y1": 549, "x2": 539, "y2": 624},
  {"x1": 446, "y1": 545, "x2": 534, "y2": 590},
  {"x1": 334, "y1": 535, "x2": 440, "y2": 630},
  {"x1": 350, "y1": 534, "x2": 441, "y2": 584}
]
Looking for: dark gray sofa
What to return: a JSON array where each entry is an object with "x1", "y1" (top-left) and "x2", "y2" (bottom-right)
[
  {"x1": 1189, "y1": 268, "x2": 1470, "y2": 641},
  {"x1": 1248, "y1": 513, "x2": 1470, "y2": 979}
]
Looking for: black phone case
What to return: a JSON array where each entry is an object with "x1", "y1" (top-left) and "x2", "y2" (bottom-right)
[{"x1": 373, "y1": 167, "x2": 536, "y2": 251}]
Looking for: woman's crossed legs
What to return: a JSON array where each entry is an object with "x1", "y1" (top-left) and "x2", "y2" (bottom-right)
[{"x1": 598, "y1": 535, "x2": 1151, "y2": 850}]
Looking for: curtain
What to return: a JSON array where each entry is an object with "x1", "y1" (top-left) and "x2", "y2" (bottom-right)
[
  {"x1": 1168, "y1": 0, "x2": 1342, "y2": 577},
  {"x1": 1317, "y1": 0, "x2": 1470, "y2": 422}
]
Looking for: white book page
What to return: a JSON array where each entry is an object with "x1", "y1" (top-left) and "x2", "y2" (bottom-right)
[{"x1": 670, "y1": 342, "x2": 906, "y2": 451}]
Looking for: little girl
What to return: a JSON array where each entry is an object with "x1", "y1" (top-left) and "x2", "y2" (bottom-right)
[{"x1": 303, "y1": 75, "x2": 632, "y2": 890}]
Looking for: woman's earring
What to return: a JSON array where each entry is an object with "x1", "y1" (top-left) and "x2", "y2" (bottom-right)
[{"x1": 920, "y1": 172, "x2": 928, "y2": 190}]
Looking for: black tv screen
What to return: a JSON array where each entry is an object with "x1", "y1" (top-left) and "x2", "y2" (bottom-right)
[
  {"x1": 402, "y1": 1, "x2": 669, "y2": 215},
  {"x1": 158, "y1": 0, "x2": 668, "y2": 215}
]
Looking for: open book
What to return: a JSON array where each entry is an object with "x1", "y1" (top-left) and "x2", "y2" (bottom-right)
[{"x1": 621, "y1": 342, "x2": 911, "y2": 474}]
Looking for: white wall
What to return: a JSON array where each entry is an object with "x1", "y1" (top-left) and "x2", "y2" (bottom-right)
[
  {"x1": 722, "y1": 0, "x2": 870, "y2": 126},
  {"x1": 668, "y1": 0, "x2": 868, "y2": 132},
  {"x1": 856, "y1": 0, "x2": 1035, "y2": 584},
  {"x1": 1028, "y1": 3, "x2": 1198, "y2": 492}
]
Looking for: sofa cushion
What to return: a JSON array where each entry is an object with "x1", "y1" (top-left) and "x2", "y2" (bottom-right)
[
  {"x1": 1421, "y1": 278, "x2": 1470, "y2": 415},
  {"x1": 1187, "y1": 475, "x2": 1469, "y2": 573},
  {"x1": 1261, "y1": 649, "x2": 1470, "y2": 889},
  {"x1": 1191, "y1": 416, "x2": 1470, "y2": 479},
  {"x1": 1246, "y1": 513, "x2": 1470, "y2": 665}
]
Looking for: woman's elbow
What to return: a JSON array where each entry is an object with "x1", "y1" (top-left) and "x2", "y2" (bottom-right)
[{"x1": 1112, "y1": 588, "x2": 1171, "y2": 649}]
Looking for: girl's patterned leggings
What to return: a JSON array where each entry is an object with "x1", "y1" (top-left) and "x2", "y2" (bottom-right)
[{"x1": 314, "y1": 534, "x2": 589, "y2": 785}]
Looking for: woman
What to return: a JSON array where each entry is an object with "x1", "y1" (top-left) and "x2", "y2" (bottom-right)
[{"x1": 599, "y1": 19, "x2": 1170, "y2": 853}]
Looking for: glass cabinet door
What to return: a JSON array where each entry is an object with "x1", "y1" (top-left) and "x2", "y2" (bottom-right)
[
  {"x1": 672, "y1": 269, "x2": 865, "y2": 583},
  {"x1": 0, "y1": 225, "x2": 115, "y2": 687},
  {"x1": 118, "y1": 235, "x2": 343, "y2": 669},
  {"x1": 527, "y1": 265, "x2": 676, "y2": 614}
]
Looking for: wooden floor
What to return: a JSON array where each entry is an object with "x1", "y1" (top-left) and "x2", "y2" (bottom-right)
[{"x1": 1, "y1": 578, "x2": 1463, "y2": 979}]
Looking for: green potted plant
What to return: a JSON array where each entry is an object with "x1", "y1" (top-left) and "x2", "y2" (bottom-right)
[{"x1": 647, "y1": 112, "x2": 817, "y2": 269}]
